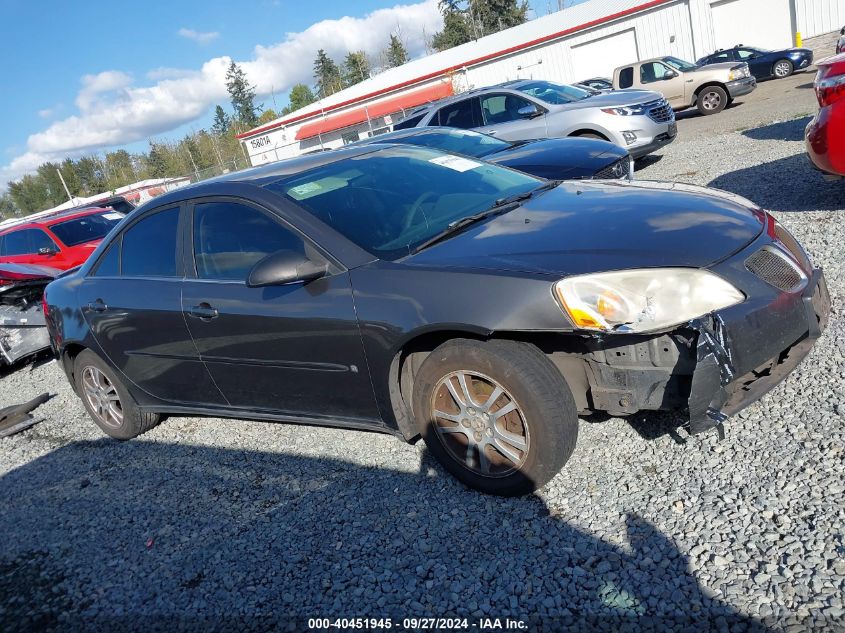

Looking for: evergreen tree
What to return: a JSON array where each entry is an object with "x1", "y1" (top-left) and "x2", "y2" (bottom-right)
[
  {"x1": 211, "y1": 105, "x2": 231, "y2": 135},
  {"x1": 257, "y1": 108, "x2": 279, "y2": 125},
  {"x1": 343, "y1": 51, "x2": 371, "y2": 87},
  {"x1": 432, "y1": 0, "x2": 527, "y2": 51},
  {"x1": 0, "y1": 192, "x2": 19, "y2": 219},
  {"x1": 145, "y1": 142, "x2": 172, "y2": 179},
  {"x1": 313, "y1": 49, "x2": 343, "y2": 98},
  {"x1": 384, "y1": 34, "x2": 409, "y2": 68},
  {"x1": 283, "y1": 83, "x2": 316, "y2": 114},
  {"x1": 225, "y1": 62, "x2": 262, "y2": 129}
]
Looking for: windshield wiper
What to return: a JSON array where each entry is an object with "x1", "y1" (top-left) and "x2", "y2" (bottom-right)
[{"x1": 413, "y1": 181, "x2": 559, "y2": 253}]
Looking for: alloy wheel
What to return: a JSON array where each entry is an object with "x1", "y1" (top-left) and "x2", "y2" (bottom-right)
[
  {"x1": 702, "y1": 91, "x2": 722, "y2": 111},
  {"x1": 774, "y1": 61, "x2": 791, "y2": 78},
  {"x1": 82, "y1": 366, "x2": 124, "y2": 429},
  {"x1": 430, "y1": 370, "x2": 530, "y2": 477}
]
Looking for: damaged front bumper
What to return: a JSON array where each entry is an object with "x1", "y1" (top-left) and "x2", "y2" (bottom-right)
[
  {"x1": 0, "y1": 304, "x2": 50, "y2": 365},
  {"x1": 687, "y1": 268, "x2": 830, "y2": 434}
]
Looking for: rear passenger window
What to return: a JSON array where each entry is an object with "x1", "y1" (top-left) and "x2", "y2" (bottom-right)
[
  {"x1": 436, "y1": 98, "x2": 482, "y2": 129},
  {"x1": 618, "y1": 67, "x2": 634, "y2": 89},
  {"x1": 2, "y1": 229, "x2": 56, "y2": 256},
  {"x1": 393, "y1": 113, "x2": 425, "y2": 130},
  {"x1": 193, "y1": 202, "x2": 304, "y2": 281},
  {"x1": 121, "y1": 207, "x2": 179, "y2": 277},
  {"x1": 93, "y1": 241, "x2": 120, "y2": 276}
]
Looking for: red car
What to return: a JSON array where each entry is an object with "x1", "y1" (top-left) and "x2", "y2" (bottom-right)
[
  {"x1": 0, "y1": 207, "x2": 125, "y2": 271},
  {"x1": 806, "y1": 53, "x2": 845, "y2": 178}
]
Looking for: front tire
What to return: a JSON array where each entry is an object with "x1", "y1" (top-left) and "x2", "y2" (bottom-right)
[
  {"x1": 74, "y1": 349, "x2": 161, "y2": 440},
  {"x1": 773, "y1": 59, "x2": 793, "y2": 78},
  {"x1": 696, "y1": 86, "x2": 728, "y2": 116},
  {"x1": 412, "y1": 339, "x2": 578, "y2": 496}
]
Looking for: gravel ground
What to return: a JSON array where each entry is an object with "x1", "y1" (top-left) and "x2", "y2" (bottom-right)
[{"x1": 1, "y1": 96, "x2": 844, "y2": 631}]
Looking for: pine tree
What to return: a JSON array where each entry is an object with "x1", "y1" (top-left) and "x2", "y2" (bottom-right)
[
  {"x1": 343, "y1": 51, "x2": 371, "y2": 87},
  {"x1": 283, "y1": 84, "x2": 316, "y2": 114},
  {"x1": 384, "y1": 34, "x2": 409, "y2": 68},
  {"x1": 225, "y1": 62, "x2": 262, "y2": 129},
  {"x1": 212, "y1": 105, "x2": 231, "y2": 135},
  {"x1": 313, "y1": 50, "x2": 343, "y2": 98},
  {"x1": 432, "y1": 0, "x2": 527, "y2": 51}
]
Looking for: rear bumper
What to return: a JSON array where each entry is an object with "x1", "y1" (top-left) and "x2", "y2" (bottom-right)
[
  {"x1": 805, "y1": 109, "x2": 845, "y2": 178},
  {"x1": 687, "y1": 268, "x2": 829, "y2": 434},
  {"x1": 726, "y1": 77, "x2": 757, "y2": 98}
]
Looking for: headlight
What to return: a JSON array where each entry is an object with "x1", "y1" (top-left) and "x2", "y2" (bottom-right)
[
  {"x1": 553, "y1": 268, "x2": 745, "y2": 333},
  {"x1": 601, "y1": 104, "x2": 647, "y2": 116}
]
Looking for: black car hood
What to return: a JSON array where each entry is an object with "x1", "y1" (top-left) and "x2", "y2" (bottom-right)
[
  {"x1": 485, "y1": 137, "x2": 627, "y2": 179},
  {"x1": 404, "y1": 180, "x2": 765, "y2": 276}
]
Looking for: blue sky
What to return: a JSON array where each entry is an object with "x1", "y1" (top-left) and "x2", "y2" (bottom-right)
[{"x1": 0, "y1": 0, "x2": 586, "y2": 187}]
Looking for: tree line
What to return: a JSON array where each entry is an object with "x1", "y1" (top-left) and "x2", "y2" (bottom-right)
[{"x1": 2, "y1": 0, "x2": 527, "y2": 218}]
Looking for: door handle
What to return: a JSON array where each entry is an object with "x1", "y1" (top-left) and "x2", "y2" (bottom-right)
[
  {"x1": 487, "y1": 130, "x2": 498, "y2": 136},
  {"x1": 189, "y1": 303, "x2": 219, "y2": 320},
  {"x1": 87, "y1": 299, "x2": 108, "y2": 312}
]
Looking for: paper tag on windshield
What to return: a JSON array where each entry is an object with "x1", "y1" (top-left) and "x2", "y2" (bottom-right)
[
  {"x1": 102, "y1": 212, "x2": 124, "y2": 220},
  {"x1": 428, "y1": 155, "x2": 482, "y2": 172}
]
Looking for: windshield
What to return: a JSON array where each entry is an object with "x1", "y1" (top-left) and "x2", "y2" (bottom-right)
[
  {"x1": 267, "y1": 146, "x2": 542, "y2": 260},
  {"x1": 662, "y1": 56, "x2": 699, "y2": 71},
  {"x1": 516, "y1": 81, "x2": 592, "y2": 104},
  {"x1": 390, "y1": 129, "x2": 511, "y2": 158},
  {"x1": 48, "y1": 211, "x2": 123, "y2": 247}
]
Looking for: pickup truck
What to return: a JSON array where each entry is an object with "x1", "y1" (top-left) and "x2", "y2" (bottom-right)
[{"x1": 613, "y1": 56, "x2": 756, "y2": 116}]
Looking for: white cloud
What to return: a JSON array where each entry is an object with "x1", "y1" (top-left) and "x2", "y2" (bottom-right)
[
  {"x1": 1, "y1": 0, "x2": 442, "y2": 188},
  {"x1": 178, "y1": 27, "x2": 220, "y2": 45},
  {"x1": 37, "y1": 105, "x2": 62, "y2": 119}
]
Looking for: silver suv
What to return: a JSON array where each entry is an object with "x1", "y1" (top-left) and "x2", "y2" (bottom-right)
[{"x1": 394, "y1": 80, "x2": 676, "y2": 159}]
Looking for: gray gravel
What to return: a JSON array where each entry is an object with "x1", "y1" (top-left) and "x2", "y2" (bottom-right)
[{"x1": 1, "y1": 100, "x2": 844, "y2": 631}]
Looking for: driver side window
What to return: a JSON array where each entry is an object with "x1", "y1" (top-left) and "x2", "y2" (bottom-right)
[
  {"x1": 192, "y1": 201, "x2": 304, "y2": 281},
  {"x1": 640, "y1": 62, "x2": 673, "y2": 84},
  {"x1": 736, "y1": 49, "x2": 756, "y2": 60},
  {"x1": 480, "y1": 94, "x2": 533, "y2": 125}
]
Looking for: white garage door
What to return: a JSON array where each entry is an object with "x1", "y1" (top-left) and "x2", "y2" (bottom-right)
[
  {"x1": 711, "y1": 0, "x2": 793, "y2": 51},
  {"x1": 570, "y1": 29, "x2": 639, "y2": 81}
]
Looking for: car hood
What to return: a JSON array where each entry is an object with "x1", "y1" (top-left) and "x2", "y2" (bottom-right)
[
  {"x1": 404, "y1": 180, "x2": 765, "y2": 276},
  {"x1": 485, "y1": 137, "x2": 627, "y2": 179},
  {"x1": 690, "y1": 61, "x2": 740, "y2": 73},
  {"x1": 549, "y1": 89, "x2": 663, "y2": 110}
]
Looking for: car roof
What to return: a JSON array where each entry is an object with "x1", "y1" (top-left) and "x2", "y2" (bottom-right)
[
  {"x1": 134, "y1": 145, "x2": 402, "y2": 209},
  {"x1": 0, "y1": 206, "x2": 114, "y2": 235}
]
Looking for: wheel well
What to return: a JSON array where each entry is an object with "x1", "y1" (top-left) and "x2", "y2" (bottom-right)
[
  {"x1": 62, "y1": 343, "x2": 87, "y2": 385},
  {"x1": 390, "y1": 330, "x2": 592, "y2": 441},
  {"x1": 569, "y1": 129, "x2": 609, "y2": 141},
  {"x1": 693, "y1": 81, "x2": 727, "y2": 101}
]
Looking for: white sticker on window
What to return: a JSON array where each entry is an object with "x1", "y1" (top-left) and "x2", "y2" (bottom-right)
[
  {"x1": 428, "y1": 155, "x2": 482, "y2": 172},
  {"x1": 288, "y1": 182, "x2": 322, "y2": 198},
  {"x1": 102, "y1": 212, "x2": 124, "y2": 220}
]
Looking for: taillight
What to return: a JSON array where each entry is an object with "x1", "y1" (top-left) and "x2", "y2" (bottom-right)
[{"x1": 815, "y1": 57, "x2": 845, "y2": 107}]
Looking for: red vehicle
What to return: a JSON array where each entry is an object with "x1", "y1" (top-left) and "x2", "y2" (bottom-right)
[
  {"x1": 0, "y1": 207, "x2": 125, "y2": 270},
  {"x1": 806, "y1": 53, "x2": 845, "y2": 179}
]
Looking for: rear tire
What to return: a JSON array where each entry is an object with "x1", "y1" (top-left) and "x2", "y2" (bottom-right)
[
  {"x1": 696, "y1": 86, "x2": 728, "y2": 116},
  {"x1": 74, "y1": 349, "x2": 161, "y2": 440},
  {"x1": 773, "y1": 59, "x2": 793, "y2": 78},
  {"x1": 412, "y1": 339, "x2": 578, "y2": 496}
]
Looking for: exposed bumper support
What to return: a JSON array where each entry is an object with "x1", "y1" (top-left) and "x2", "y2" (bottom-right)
[{"x1": 686, "y1": 269, "x2": 830, "y2": 434}]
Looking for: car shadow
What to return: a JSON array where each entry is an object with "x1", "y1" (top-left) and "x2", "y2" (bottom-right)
[
  {"x1": 708, "y1": 151, "x2": 844, "y2": 212},
  {"x1": 0, "y1": 438, "x2": 776, "y2": 631},
  {"x1": 674, "y1": 101, "x2": 743, "y2": 121},
  {"x1": 741, "y1": 116, "x2": 812, "y2": 141}
]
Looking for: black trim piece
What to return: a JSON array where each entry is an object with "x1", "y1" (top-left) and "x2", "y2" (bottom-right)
[{"x1": 200, "y1": 355, "x2": 351, "y2": 372}]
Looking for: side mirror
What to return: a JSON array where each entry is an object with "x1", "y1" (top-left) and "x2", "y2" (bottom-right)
[
  {"x1": 38, "y1": 246, "x2": 57, "y2": 256},
  {"x1": 247, "y1": 250, "x2": 328, "y2": 288},
  {"x1": 664, "y1": 70, "x2": 678, "y2": 79},
  {"x1": 517, "y1": 104, "x2": 542, "y2": 118}
]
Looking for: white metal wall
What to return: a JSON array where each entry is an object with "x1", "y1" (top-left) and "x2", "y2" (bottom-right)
[
  {"x1": 462, "y1": 1, "x2": 698, "y2": 88},
  {"x1": 795, "y1": 0, "x2": 845, "y2": 37}
]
